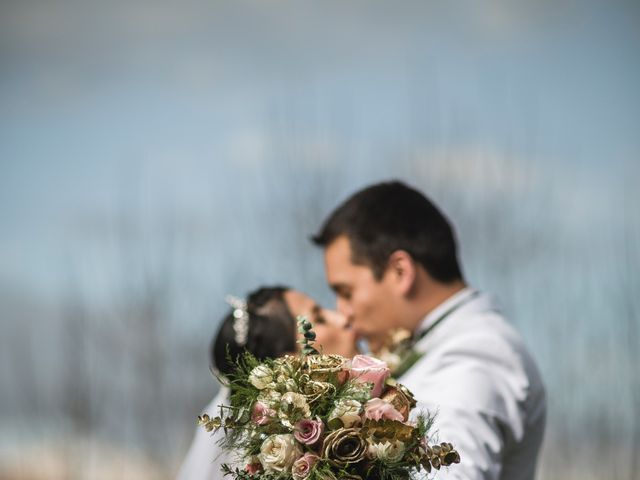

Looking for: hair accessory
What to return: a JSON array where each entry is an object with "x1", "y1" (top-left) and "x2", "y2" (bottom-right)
[{"x1": 226, "y1": 294, "x2": 249, "y2": 347}]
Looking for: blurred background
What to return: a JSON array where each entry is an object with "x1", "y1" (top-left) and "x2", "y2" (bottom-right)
[{"x1": 1, "y1": 0, "x2": 639, "y2": 479}]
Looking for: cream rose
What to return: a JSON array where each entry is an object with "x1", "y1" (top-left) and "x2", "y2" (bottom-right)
[
  {"x1": 258, "y1": 434, "x2": 302, "y2": 472},
  {"x1": 281, "y1": 392, "x2": 311, "y2": 416},
  {"x1": 367, "y1": 439, "x2": 406, "y2": 462},
  {"x1": 279, "y1": 392, "x2": 312, "y2": 427},
  {"x1": 249, "y1": 365, "x2": 274, "y2": 390},
  {"x1": 327, "y1": 398, "x2": 362, "y2": 428}
]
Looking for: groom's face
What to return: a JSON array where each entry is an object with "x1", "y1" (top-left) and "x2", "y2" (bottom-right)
[{"x1": 323, "y1": 235, "x2": 400, "y2": 341}]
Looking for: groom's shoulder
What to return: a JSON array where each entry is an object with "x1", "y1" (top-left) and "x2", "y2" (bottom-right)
[
  {"x1": 447, "y1": 301, "x2": 545, "y2": 395},
  {"x1": 421, "y1": 298, "x2": 543, "y2": 384},
  {"x1": 448, "y1": 293, "x2": 528, "y2": 347},
  {"x1": 454, "y1": 305, "x2": 536, "y2": 366},
  {"x1": 406, "y1": 305, "x2": 545, "y2": 419}
]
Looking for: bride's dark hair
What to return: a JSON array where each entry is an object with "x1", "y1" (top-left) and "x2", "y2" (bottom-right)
[{"x1": 211, "y1": 286, "x2": 297, "y2": 377}]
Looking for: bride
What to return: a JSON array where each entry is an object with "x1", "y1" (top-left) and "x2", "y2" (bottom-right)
[{"x1": 177, "y1": 285, "x2": 358, "y2": 479}]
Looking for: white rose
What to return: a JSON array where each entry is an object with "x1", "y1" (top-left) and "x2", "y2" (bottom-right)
[
  {"x1": 278, "y1": 392, "x2": 311, "y2": 427},
  {"x1": 367, "y1": 440, "x2": 405, "y2": 462},
  {"x1": 328, "y1": 398, "x2": 362, "y2": 428},
  {"x1": 258, "y1": 434, "x2": 302, "y2": 472},
  {"x1": 249, "y1": 365, "x2": 274, "y2": 390},
  {"x1": 281, "y1": 392, "x2": 311, "y2": 413}
]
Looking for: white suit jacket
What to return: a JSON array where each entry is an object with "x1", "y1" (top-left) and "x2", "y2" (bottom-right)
[{"x1": 401, "y1": 288, "x2": 546, "y2": 480}]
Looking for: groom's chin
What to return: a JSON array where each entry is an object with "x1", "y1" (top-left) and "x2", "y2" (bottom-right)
[{"x1": 362, "y1": 333, "x2": 387, "y2": 353}]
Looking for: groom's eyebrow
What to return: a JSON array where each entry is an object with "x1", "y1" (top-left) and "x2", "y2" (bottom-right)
[{"x1": 329, "y1": 283, "x2": 349, "y2": 295}]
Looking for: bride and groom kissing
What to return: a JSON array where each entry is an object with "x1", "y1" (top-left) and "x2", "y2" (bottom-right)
[{"x1": 179, "y1": 181, "x2": 546, "y2": 480}]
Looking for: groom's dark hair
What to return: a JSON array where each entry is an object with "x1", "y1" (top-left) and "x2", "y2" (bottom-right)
[{"x1": 312, "y1": 181, "x2": 463, "y2": 283}]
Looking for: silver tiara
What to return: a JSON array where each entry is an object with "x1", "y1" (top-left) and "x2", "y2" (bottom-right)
[{"x1": 226, "y1": 294, "x2": 249, "y2": 347}]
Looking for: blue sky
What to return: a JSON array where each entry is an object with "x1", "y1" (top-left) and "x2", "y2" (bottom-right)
[{"x1": 1, "y1": 0, "x2": 638, "y2": 302}]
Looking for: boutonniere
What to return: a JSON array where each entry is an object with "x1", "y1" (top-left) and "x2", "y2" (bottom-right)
[{"x1": 373, "y1": 329, "x2": 424, "y2": 378}]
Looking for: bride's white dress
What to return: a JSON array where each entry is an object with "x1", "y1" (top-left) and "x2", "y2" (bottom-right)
[{"x1": 177, "y1": 387, "x2": 237, "y2": 480}]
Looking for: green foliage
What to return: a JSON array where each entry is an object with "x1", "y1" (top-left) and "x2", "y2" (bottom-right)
[
  {"x1": 414, "y1": 412, "x2": 436, "y2": 443},
  {"x1": 364, "y1": 459, "x2": 415, "y2": 480},
  {"x1": 307, "y1": 460, "x2": 354, "y2": 480},
  {"x1": 297, "y1": 316, "x2": 319, "y2": 355},
  {"x1": 214, "y1": 351, "x2": 263, "y2": 451},
  {"x1": 222, "y1": 465, "x2": 289, "y2": 480}
]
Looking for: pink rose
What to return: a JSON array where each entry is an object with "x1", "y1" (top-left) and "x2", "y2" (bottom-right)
[
  {"x1": 293, "y1": 418, "x2": 324, "y2": 445},
  {"x1": 251, "y1": 401, "x2": 275, "y2": 425},
  {"x1": 349, "y1": 354, "x2": 391, "y2": 398},
  {"x1": 292, "y1": 452, "x2": 319, "y2": 480},
  {"x1": 245, "y1": 462, "x2": 262, "y2": 475},
  {"x1": 363, "y1": 398, "x2": 404, "y2": 422}
]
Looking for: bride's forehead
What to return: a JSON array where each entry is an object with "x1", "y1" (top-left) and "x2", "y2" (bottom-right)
[{"x1": 283, "y1": 289, "x2": 316, "y2": 312}]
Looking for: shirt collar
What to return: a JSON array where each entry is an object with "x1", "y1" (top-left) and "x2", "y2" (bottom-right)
[{"x1": 415, "y1": 286, "x2": 478, "y2": 335}]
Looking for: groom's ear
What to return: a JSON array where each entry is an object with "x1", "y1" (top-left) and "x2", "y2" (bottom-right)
[{"x1": 386, "y1": 250, "x2": 417, "y2": 296}]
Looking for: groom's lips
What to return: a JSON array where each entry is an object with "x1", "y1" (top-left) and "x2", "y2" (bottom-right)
[{"x1": 352, "y1": 327, "x2": 365, "y2": 339}]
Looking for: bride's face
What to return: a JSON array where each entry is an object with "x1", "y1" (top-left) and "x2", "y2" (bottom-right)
[{"x1": 283, "y1": 290, "x2": 358, "y2": 358}]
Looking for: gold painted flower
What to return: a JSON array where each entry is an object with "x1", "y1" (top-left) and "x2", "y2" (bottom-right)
[
  {"x1": 379, "y1": 380, "x2": 416, "y2": 421},
  {"x1": 321, "y1": 428, "x2": 367, "y2": 466},
  {"x1": 306, "y1": 354, "x2": 347, "y2": 382},
  {"x1": 303, "y1": 380, "x2": 336, "y2": 404},
  {"x1": 361, "y1": 419, "x2": 414, "y2": 444}
]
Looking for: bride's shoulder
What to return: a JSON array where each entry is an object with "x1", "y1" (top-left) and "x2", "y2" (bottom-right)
[{"x1": 205, "y1": 386, "x2": 230, "y2": 411}]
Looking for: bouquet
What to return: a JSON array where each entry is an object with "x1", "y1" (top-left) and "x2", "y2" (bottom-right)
[{"x1": 198, "y1": 318, "x2": 460, "y2": 479}]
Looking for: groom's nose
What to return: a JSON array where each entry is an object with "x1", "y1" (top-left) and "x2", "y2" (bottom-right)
[{"x1": 336, "y1": 297, "x2": 354, "y2": 321}]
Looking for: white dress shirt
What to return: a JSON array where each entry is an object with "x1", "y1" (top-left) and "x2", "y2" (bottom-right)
[
  {"x1": 177, "y1": 387, "x2": 235, "y2": 480},
  {"x1": 401, "y1": 288, "x2": 546, "y2": 480}
]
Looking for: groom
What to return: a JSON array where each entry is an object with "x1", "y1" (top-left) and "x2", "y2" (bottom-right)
[{"x1": 312, "y1": 181, "x2": 546, "y2": 480}]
